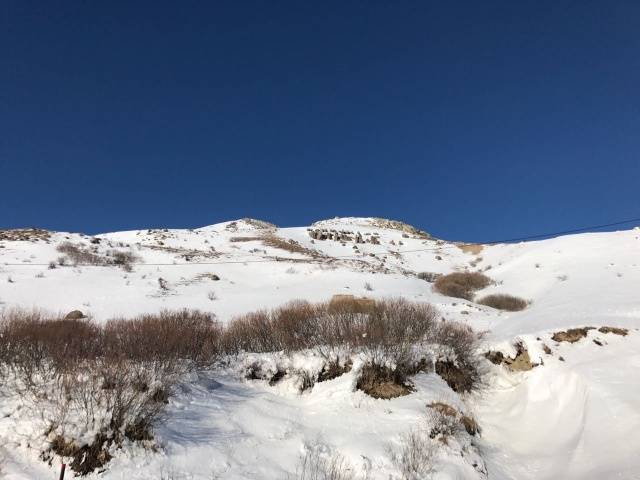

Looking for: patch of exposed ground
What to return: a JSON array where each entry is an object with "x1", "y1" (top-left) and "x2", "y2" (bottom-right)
[
  {"x1": 598, "y1": 326, "x2": 628, "y2": 336},
  {"x1": 317, "y1": 360, "x2": 352, "y2": 382},
  {"x1": 142, "y1": 244, "x2": 221, "y2": 261},
  {"x1": 551, "y1": 327, "x2": 595, "y2": 343},
  {"x1": 457, "y1": 243, "x2": 484, "y2": 255},
  {"x1": 368, "y1": 218, "x2": 432, "y2": 239},
  {"x1": 485, "y1": 343, "x2": 537, "y2": 371},
  {"x1": 0, "y1": 228, "x2": 51, "y2": 242},
  {"x1": 231, "y1": 233, "x2": 320, "y2": 257},
  {"x1": 356, "y1": 364, "x2": 414, "y2": 399}
]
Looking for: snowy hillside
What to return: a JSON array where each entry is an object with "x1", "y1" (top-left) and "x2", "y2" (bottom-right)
[{"x1": 0, "y1": 218, "x2": 639, "y2": 479}]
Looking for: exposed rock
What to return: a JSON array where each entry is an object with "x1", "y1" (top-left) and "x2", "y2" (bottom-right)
[
  {"x1": 64, "y1": 310, "x2": 85, "y2": 320},
  {"x1": 551, "y1": 327, "x2": 595, "y2": 343},
  {"x1": 484, "y1": 350, "x2": 504, "y2": 365},
  {"x1": 0, "y1": 228, "x2": 51, "y2": 242},
  {"x1": 506, "y1": 346, "x2": 535, "y2": 371},
  {"x1": 598, "y1": 326, "x2": 628, "y2": 336},
  {"x1": 485, "y1": 343, "x2": 537, "y2": 371}
]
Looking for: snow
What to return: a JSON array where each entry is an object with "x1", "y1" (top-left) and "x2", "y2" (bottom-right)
[{"x1": 1, "y1": 217, "x2": 639, "y2": 479}]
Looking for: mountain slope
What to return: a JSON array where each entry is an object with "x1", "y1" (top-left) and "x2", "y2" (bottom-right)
[{"x1": 0, "y1": 218, "x2": 639, "y2": 479}]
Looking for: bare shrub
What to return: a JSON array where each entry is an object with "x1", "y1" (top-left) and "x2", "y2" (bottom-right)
[
  {"x1": 225, "y1": 298, "x2": 442, "y2": 397},
  {"x1": 433, "y1": 272, "x2": 492, "y2": 300},
  {"x1": 434, "y1": 322, "x2": 480, "y2": 393},
  {"x1": 104, "y1": 309, "x2": 221, "y2": 372},
  {"x1": 107, "y1": 249, "x2": 139, "y2": 271},
  {"x1": 356, "y1": 363, "x2": 413, "y2": 399},
  {"x1": 223, "y1": 301, "x2": 318, "y2": 354},
  {"x1": 230, "y1": 234, "x2": 315, "y2": 255},
  {"x1": 261, "y1": 234, "x2": 316, "y2": 256},
  {"x1": 0, "y1": 309, "x2": 102, "y2": 385},
  {"x1": 288, "y1": 447, "x2": 355, "y2": 480},
  {"x1": 56, "y1": 242, "x2": 139, "y2": 270},
  {"x1": 416, "y1": 272, "x2": 440, "y2": 282},
  {"x1": 477, "y1": 294, "x2": 527, "y2": 311},
  {"x1": 229, "y1": 236, "x2": 262, "y2": 242},
  {"x1": 224, "y1": 298, "x2": 438, "y2": 361},
  {"x1": 427, "y1": 406, "x2": 462, "y2": 441},
  {"x1": 317, "y1": 359, "x2": 352, "y2": 382},
  {"x1": 387, "y1": 429, "x2": 435, "y2": 480},
  {"x1": 1, "y1": 308, "x2": 221, "y2": 475},
  {"x1": 56, "y1": 242, "x2": 104, "y2": 265}
]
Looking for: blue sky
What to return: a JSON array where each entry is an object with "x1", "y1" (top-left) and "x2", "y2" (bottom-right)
[{"x1": 1, "y1": 1, "x2": 639, "y2": 241}]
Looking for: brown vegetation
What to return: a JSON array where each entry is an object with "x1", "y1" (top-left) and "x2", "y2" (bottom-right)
[
  {"x1": 225, "y1": 297, "x2": 481, "y2": 397},
  {"x1": 56, "y1": 242, "x2": 139, "y2": 271},
  {"x1": 0, "y1": 308, "x2": 221, "y2": 475},
  {"x1": 477, "y1": 294, "x2": 528, "y2": 311},
  {"x1": 1, "y1": 297, "x2": 482, "y2": 473},
  {"x1": 356, "y1": 364, "x2": 414, "y2": 399},
  {"x1": 433, "y1": 272, "x2": 492, "y2": 300}
]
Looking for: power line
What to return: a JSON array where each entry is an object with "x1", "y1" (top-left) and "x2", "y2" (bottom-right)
[{"x1": 2, "y1": 215, "x2": 639, "y2": 267}]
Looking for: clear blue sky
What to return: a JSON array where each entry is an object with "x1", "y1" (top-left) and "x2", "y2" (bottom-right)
[{"x1": 1, "y1": 1, "x2": 639, "y2": 241}]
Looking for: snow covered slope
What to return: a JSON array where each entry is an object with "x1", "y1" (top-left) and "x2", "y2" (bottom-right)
[{"x1": 1, "y1": 218, "x2": 639, "y2": 479}]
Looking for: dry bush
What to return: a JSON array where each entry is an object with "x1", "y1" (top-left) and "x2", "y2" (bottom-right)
[
  {"x1": 229, "y1": 236, "x2": 262, "y2": 243},
  {"x1": 224, "y1": 298, "x2": 485, "y2": 395},
  {"x1": 288, "y1": 448, "x2": 355, "y2": 480},
  {"x1": 261, "y1": 234, "x2": 316, "y2": 256},
  {"x1": 477, "y1": 294, "x2": 527, "y2": 311},
  {"x1": 230, "y1": 234, "x2": 314, "y2": 255},
  {"x1": 0, "y1": 309, "x2": 102, "y2": 385},
  {"x1": 224, "y1": 298, "x2": 438, "y2": 361},
  {"x1": 416, "y1": 272, "x2": 440, "y2": 282},
  {"x1": 356, "y1": 363, "x2": 413, "y2": 399},
  {"x1": 225, "y1": 298, "x2": 444, "y2": 397},
  {"x1": 56, "y1": 242, "x2": 139, "y2": 271},
  {"x1": 433, "y1": 321, "x2": 480, "y2": 393},
  {"x1": 107, "y1": 249, "x2": 139, "y2": 271},
  {"x1": 427, "y1": 407, "x2": 462, "y2": 441},
  {"x1": 0, "y1": 308, "x2": 221, "y2": 475},
  {"x1": 104, "y1": 309, "x2": 221, "y2": 372},
  {"x1": 56, "y1": 242, "x2": 104, "y2": 266},
  {"x1": 388, "y1": 429, "x2": 435, "y2": 480},
  {"x1": 433, "y1": 272, "x2": 492, "y2": 300}
]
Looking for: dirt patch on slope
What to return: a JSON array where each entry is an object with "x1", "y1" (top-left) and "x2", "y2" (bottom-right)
[
  {"x1": 457, "y1": 243, "x2": 484, "y2": 255},
  {"x1": 551, "y1": 327, "x2": 595, "y2": 343},
  {"x1": 0, "y1": 228, "x2": 51, "y2": 242},
  {"x1": 484, "y1": 343, "x2": 537, "y2": 371},
  {"x1": 356, "y1": 364, "x2": 414, "y2": 399},
  {"x1": 598, "y1": 326, "x2": 628, "y2": 336}
]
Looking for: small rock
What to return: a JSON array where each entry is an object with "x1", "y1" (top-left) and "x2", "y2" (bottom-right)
[{"x1": 65, "y1": 310, "x2": 85, "y2": 320}]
